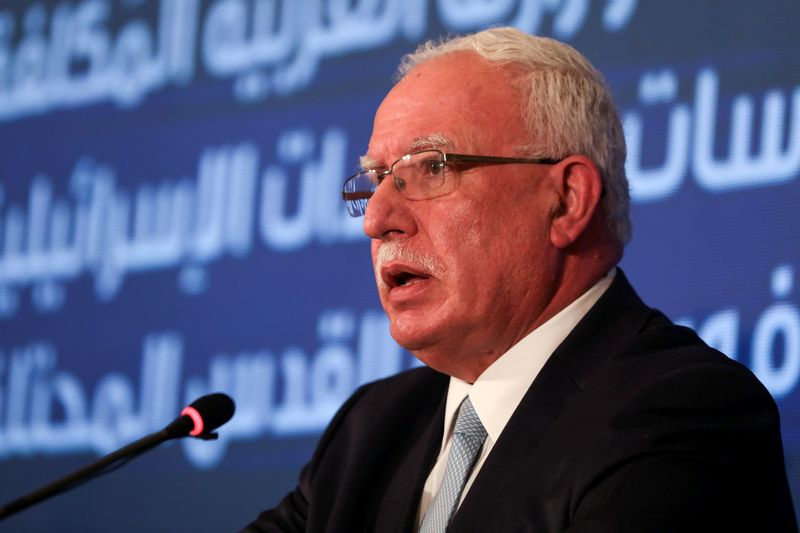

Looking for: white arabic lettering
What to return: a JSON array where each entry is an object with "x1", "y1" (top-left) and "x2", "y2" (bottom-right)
[
  {"x1": 0, "y1": 0, "x2": 640, "y2": 119},
  {"x1": 0, "y1": 127, "x2": 362, "y2": 318},
  {"x1": 0, "y1": 144, "x2": 259, "y2": 313},
  {"x1": 624, "y1": 68, "x2": 800, "y2": 202},
  {"x1": 0, "y1": 309, "x2": 406, "y2": 468},
  {"x1": 0, "y1": 0, "x2": 200, "y2": 122},
  {"x1": 681, "y1": 264, "x2": 800, "y2": 400},
  {"x1": 693, "y1": 68, "x2": 800, "y2": 190},
  {"x1": 624, "y1": 69, "x2": 690, "y2": 202}
]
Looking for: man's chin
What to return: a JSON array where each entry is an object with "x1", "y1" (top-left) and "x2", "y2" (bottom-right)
[
  {"x1": 389, "y1": 322, "x2": 449, "y2": 362},
  {"x1": 388, "y1": 318, "x2": 439, "y2": 353}
]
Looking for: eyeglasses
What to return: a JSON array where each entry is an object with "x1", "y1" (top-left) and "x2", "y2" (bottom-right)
[{"x1": 341, "y1": 149, "x2": 561, "y2": 217}]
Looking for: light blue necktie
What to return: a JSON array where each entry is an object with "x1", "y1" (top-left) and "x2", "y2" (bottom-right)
[{"x1": 420, "y1": 396, "x2": 487, "y2": 533}]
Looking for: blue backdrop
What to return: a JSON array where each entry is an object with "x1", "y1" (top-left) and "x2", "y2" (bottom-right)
[{"x1": 1, "y1": 1, "x2": 798, "y2": 531}]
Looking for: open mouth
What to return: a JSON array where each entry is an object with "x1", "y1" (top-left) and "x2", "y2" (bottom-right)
[
  {"x1": 394, "y1": 272, "x2": 424, "y2": 286},
  {"x1": 382, "y1": 265, "x2": 431, "y2": 289}
]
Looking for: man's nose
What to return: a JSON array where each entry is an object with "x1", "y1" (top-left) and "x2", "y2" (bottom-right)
[{"x1": 363, "y1": 178, "x2": 416, "y2": 241}]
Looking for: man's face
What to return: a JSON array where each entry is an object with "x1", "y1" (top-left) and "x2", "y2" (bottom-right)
[{"x1": 363, "y1": 52, "x2": 561, "y2": 380}]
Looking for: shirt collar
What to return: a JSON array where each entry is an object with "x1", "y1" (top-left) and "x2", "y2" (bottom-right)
[{"x1": 441, "y1": 269, "x2": 616, "y2": 445}]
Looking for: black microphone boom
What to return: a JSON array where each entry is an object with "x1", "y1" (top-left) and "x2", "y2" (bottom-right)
[{"x1": 0, "y1": 393, "x2": 235, "y2": 520}]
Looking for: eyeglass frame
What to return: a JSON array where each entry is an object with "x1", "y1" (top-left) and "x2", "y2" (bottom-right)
[{"x1": 341, "y1": 149, "x2": 563, "y2": 216}]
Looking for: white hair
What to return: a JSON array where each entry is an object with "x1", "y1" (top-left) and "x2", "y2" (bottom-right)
[{"x1": 397, "y1": 27, "x2": 632, "y2": 244}]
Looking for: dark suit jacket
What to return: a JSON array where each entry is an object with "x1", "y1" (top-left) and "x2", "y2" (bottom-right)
[{"x1": 243, "y1": 273, "x2": 797, "y2": 532}]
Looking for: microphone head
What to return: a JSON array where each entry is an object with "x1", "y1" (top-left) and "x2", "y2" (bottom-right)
[{"x1": 179, "y1": 393, "x2": 236, "y2": 437}]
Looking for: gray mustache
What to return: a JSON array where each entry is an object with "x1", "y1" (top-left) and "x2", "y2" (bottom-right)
[{"x1": 375, "y1": 243, "x2": 443, "y2": 287}]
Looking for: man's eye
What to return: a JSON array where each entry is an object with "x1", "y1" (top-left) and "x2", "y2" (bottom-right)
[
  {"x1": 423, "y1": 160, "x2": 445, "y2": 177},
  {"x1": 372, "y1": 170, "x2": 388, "y2": 184}
]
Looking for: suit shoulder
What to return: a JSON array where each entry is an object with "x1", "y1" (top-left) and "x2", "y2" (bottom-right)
[
  {"x1": 609, "y1": 319, "x2": 779, "y2": 424},
  {"x1": 345, "y1": 366, "x2": 449, "y2": 419},
  {"x1": 305, "y1": 366, "x2": 446, "y2": 484},
  {"x1": 629, "y1": 319, "x2": 761, "y2": 378},
  {"x1": 569, "y1": 319, "x2": 795, "y2": 530},
  {"x1": 359, "y1": 365, "x2": 448, "y2": 394}
]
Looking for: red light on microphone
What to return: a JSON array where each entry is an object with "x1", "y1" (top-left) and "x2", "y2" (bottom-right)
[{"x1": 181, "y1": 406, "x2": 204, "y2": 436}]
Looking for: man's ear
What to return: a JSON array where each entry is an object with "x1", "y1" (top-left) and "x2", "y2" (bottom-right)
[{"x1": 549, "y1": 155, "x2": 604, "y2": 249}]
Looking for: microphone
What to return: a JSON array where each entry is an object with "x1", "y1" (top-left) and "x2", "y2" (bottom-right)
[
  {"x1": 164, "y1": 392, "x2": 236, "y2": 439},
  {"x1": 0, "y1": 393, "x2": 236, "y2": 520}
]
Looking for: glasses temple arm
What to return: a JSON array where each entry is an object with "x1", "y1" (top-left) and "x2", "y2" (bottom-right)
[{"x1": 342, "y1": 191, "x2": 374, "y2": 201}]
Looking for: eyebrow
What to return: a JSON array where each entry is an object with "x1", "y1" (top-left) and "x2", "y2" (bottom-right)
[
  {"x1": 358, "y1": 133, "x2": 456, "y2": 170},
  {"x1": 409, "y1": 133, "x2": 455, "y2": 151},
  {"x1": 358, "y1": 154, "x2": 380, "y2": 171}
]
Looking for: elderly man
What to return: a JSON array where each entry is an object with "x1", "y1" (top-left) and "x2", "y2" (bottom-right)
[{"x1": 243, "y1": 28, "x2": 796, "y2": 532}]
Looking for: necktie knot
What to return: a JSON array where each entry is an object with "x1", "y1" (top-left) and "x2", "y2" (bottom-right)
[{"x1": 453, "y1": 396, "x2": 486, "y2": 439}]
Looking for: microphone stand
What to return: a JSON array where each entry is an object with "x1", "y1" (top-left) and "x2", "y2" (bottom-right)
[{"x1": 0, "y1": 426, "x2": 218, "y2": 520}]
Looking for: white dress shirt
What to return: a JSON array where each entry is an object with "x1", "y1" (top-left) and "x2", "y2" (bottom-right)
[{"x1": 416, "y1": 270, "x2": 616, "y2": 526}]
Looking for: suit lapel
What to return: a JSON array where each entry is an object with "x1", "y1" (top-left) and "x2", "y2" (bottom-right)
[
  {"x1": 448, "y1": 350, "x2": 583, "y2": 532},
  {"x1": 447, "y1": 271, "x2": 655, "y2": 532},
  {"x1": 374, "y1": 372, "x2": 448, "y2": 532}
]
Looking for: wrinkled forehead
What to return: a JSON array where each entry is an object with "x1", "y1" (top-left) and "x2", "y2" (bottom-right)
[{"x1": 366, "y1": 52, "x2": 528, "y2": 164}]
